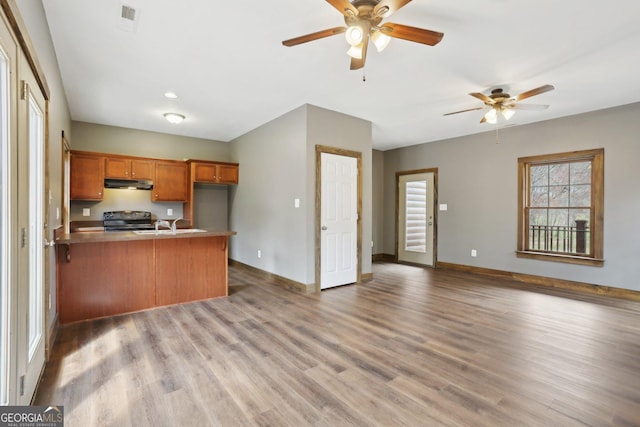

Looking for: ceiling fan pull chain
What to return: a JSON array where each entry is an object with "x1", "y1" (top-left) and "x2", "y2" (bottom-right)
[{"x1": 362, "y1": 67, "x2": 366, "y2": 82}]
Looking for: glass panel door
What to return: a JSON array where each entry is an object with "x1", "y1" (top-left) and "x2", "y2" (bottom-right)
[
  {"x1": 27, "y1": 93, "x2": 44, "y2": 361},
  {"x1": 398, "y1": 172, "x2": 435, "y2": 266}
]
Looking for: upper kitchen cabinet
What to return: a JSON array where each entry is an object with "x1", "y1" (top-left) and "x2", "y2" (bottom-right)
[
  {"x1": 153, "y1": 160, "x2": 188, "y2": 202},
  {"x1": 70, "y1": 151, "x2": 105, "y2": 200},
  {"x1": 191, "y1": 161, "x2": 239, "y2": 184},
  {"x1": 105, "y1": 156, "x2": 154, "y2": 180}
]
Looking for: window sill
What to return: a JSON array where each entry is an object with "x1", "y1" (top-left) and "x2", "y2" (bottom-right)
[{"x1": 516, "y1": 251, "x2": 604, "y2": 267}]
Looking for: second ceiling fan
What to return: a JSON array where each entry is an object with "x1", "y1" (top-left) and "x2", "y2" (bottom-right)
[
  {"x1": 282, "y1": 0, "x2": 444, "y2": 70},
  {"x1": 444, "y1": 85, "x2": 555, "y2": 124}
]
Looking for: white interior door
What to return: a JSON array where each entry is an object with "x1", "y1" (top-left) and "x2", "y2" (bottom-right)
[
  {"x1": 398, "y1": 172, "x2": 435, "y2": 266},
  {"x1": 320, "y1": 152, "x2": 358, "y2": 289},
  {"x1": 0, "y1": 7, "x2": 47, "y2": 405},
  {"x1": 17, "y1": 71, "x2": 46, "y2": 405}
]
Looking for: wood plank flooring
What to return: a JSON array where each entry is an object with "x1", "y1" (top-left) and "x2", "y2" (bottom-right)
[{"x1": 34, "y1": 262, "x2": 640, "y2": 426}]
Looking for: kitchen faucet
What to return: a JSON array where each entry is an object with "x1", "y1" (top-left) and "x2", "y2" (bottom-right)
[
  {"x1": 155, "y1": 217, "x2": 182, "y2": 233},
  {"x1": 155, "y1": 219, "x2": 171, "y2": 232}
]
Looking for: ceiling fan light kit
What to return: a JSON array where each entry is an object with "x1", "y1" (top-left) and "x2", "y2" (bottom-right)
[
  {"x1": 371, "y1": 30, "x2": 391, "y2": 52},
  {"x1": 347, "y1": 45, "x2": 363, "y2": 59},
  {"x1": 345, "y1": 24, "x2": 366, "y2": 45},
  {"x1": 484, "y1": 108, "x2": 498, "y2": 124},
  {"x1": 282, "y1": 0, "x2": 444, "y2": 70},
  {"x1": 501, "y1": 107, "x2": 515, "y2": 121}
]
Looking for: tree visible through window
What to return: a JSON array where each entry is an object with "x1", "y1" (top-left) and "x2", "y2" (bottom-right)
[{"x1": 518, "y1": 149, "x2": 604, "y2": 266}]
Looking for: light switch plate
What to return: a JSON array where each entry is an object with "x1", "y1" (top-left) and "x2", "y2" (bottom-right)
[
  {"x1": 167, "y1": 208, "x2": 173, "y2": 216},
  {"x1": 82, "y1": 208, "x2": 90, "y2": 217},
  {"x1": 294, "y1": 198, "x2": 300, "y2": 208},
  {"x1": 439, "y1": 204, "x2": 448, "y2": 211}
]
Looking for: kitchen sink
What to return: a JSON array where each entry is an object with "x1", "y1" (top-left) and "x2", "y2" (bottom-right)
[{"x1": 133, "y1": 229, "x2": 207, "y2": 235}]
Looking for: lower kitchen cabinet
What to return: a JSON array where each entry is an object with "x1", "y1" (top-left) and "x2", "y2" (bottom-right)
[
  {"x1": 57, "y1": 240, "x2": 156, "y2": 323},
  {"x1": 57, "y1": 235, "x2": 229, "y2": 323},
  {"x1": 155, "y1": 237, "x2": 228, "y2": 306}
]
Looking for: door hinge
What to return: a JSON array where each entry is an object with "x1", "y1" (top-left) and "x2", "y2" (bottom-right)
[
  {"x1": 19, "y1": 375, "x2": 25, "y2": 396},
  {"x1": 21, "y1": 227, "x2": 27, "y2": 248},
  {"x1": 20, "y1": 80, "x2": 28, "y2": 100}
]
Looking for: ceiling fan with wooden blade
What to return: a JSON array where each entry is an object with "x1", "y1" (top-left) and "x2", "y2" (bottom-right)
[
  {"x1": 282, "y1": 0, "x2": 444, "y2": 70},
  {"x1": 444, "y1": 84, "x2": 554, "y2": 124}
]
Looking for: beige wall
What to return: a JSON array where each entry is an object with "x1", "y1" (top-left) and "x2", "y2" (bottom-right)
[
  {"x1": 228, "y1": 105, "x2": 309, "y2": 283},
  {"x1": 229, "y1": 104, "x2": 373, "y2": 286},
  {"x1": 71, "y1": 121, "x2": 230, "y2": 161}
]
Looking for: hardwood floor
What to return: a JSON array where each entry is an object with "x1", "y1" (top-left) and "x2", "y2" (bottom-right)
[{"x1": 35, "y1": 262, "x2": 640, "y2": 426}]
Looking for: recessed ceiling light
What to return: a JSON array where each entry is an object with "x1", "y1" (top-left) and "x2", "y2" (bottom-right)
[
  {"x1": 164, "y1": 92, "x2": 178, "y2": 99},
  {"x1": 163, "y1": 113, "x2": 185, "y2": 124}
]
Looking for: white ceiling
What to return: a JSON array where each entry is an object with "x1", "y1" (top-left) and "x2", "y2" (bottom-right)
[{"x1": 41, "y1": 0, "x2": 640, "y2": 151}]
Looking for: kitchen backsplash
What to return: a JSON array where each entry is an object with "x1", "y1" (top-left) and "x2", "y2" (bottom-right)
[{"x1": 70, "y1": 188, "x2": 184, "y2": 221}]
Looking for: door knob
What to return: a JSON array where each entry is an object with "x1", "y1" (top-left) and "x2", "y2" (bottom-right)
[{"x1": 321, "y1": 226, "x2": 327, "y2": 230}]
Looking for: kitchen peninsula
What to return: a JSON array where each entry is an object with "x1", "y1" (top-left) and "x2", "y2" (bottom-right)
[{"x1": 55, "y1": 229, "x2": 235, "y2": 324}]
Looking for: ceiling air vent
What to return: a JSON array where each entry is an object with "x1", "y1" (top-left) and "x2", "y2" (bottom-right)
[
  {"x1": 117, "y1": 4, "x2": 140, "y2": 32},
  {"x1": 121, "y1": 5, "x2": 136, "y2": 21}
]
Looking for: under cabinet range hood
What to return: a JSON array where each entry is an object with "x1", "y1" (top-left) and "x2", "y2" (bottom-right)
[{"x1": 104, "y1": 178, "x2": 153, "y2": 190}]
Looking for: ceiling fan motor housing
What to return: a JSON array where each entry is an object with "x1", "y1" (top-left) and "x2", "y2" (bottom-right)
[
  {"x1": 344, "y1": 0, "x2": 384, "y2": 29},
  {"x1": 488, "y1": 88, "x2": 512, "y2": 105}
]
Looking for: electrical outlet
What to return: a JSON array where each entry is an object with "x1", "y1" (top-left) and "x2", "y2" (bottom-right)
[
  {"x1": 82, "y1": 208, "x2": 90, "y2": 217},
  {"x1": 471, "y1": 249, "x2": 477, "y2": 257},
  {"x1": 257, "y1": 250, "x2": 261, "y2": 258},
  {"x1": 167, "y1": 208, "x2": 173, "y2": 216}
]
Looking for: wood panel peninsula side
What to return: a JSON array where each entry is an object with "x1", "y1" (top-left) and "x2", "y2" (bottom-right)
[{"x1": 55, "y1": 230, "x2": 236, "y2": 324}]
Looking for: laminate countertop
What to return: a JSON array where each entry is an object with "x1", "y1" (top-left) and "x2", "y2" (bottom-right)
[{"x1": 55, "y1": 229, "x2": 236, "y2": 244}]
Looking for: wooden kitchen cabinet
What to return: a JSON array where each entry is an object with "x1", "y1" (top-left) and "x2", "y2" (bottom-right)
[
  {"x1": 70, "y1": 151, "x2": 105, "y2": 200},
  {"x1": 192, "y1": 161, "x2": 239, "y2": 184},
  {"x1": 56, "y1": 233, "x2": 232, "y2": 323},
  {"x1": 152, "y1": 160, "x2": 187, "y2": 201},
  {"x1": 155, "y1": 236, "x2": 228, "y2": 306},
  {"x1": 57, "y1": 240, "x2": 156, "y2": 323},
  {"x1": 105, "y1": 156, "x2": 154, "y2": 180}
]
